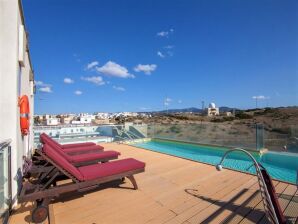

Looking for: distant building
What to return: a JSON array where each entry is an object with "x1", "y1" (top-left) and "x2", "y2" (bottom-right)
[
  {"x1": 46, "y1": 117, "x2": 60, "y2": 126},
  {"x1": 226, "y1": 112, "x2": 233, "y2": 117},
  {"x1": 207, "y1": 102, "x2": 219, "y2": 117},
  {"x1": 61, "y1": 116, "x2": 72, "y2": 124},
  {"x1": 94, "y1": 118, "x2": 110, "y2": 125},
  {"x1": 71, "y1": 113, "x2": 94, "y2": 124}
]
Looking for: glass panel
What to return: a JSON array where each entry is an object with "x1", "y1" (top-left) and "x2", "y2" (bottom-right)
[
  {"x1": 33, "y1": 124, "x2": 149, "y2": 146},
  {"x1": 149, "y1": 123, "x2": 257, "y2": 150},
  {"x1": 0, "y1": 144, "x2": 10, "y2": 222},
  {"x1": 264, "y1": 124, "x2": 298, "y2": 153}
]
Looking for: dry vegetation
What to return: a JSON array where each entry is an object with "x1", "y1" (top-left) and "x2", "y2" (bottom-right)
[{"x1": 127, "y1": 107, "x2": 298, "y2": 152}]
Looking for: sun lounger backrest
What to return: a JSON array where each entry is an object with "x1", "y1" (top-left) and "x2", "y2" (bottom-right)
[
  {"x1": 43, "y1": 144, "x2": 84, "y2": 181},
  {"x1": 40, "y1": 133, "x2": 61, "y2": 148},
  {"x1": 45, "y1": 143, "x2": 74, "y2": 162}
]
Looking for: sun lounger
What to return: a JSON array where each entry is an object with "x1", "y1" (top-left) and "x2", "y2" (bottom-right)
[
  {"x1": 40, "y1": 133, "x2": 104, "y2": 154},
  {"x1": 19, "y1": 144, "x2": 145, "y2": 223},
  {"x1": 41, "y1": 133, "x2": 97, "y2": 148},
  {"x1": 45, "y1": 143, "x2": 120, "y2": 165}
]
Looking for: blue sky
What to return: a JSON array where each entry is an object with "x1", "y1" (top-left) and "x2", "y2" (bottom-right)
[{"x1": 23, "y1": 0, "x2": 297, "y2": 114}]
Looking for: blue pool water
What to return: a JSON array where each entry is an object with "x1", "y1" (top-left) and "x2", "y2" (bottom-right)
[{"x1": 133, "y1": 140, "x2": 298, "y2": 184}]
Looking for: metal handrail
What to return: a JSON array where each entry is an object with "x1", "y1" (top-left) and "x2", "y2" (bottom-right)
[
  {"x1": 0, "y1": 139, "x2": 12, "y2": 151},
  {"x1": 216, "y1": 148, "x2": 280, "y2": 224}
]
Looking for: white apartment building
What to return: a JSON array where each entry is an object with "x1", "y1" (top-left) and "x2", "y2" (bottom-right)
[
  {"x1": 72, "y1": 114, "x2": 95, "y2": 124},
  {"x1": 0, "y1": 0, "x2": 35, "y2": 218},
  {"x1": 45, "y1": 117, "x2": 60, "y2": 126}
]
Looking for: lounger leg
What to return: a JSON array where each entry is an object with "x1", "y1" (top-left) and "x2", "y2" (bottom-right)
[{"x1": 127, "y1": 175, "x2": 138, "y2": 190}]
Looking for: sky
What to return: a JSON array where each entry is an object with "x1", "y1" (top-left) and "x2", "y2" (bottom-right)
[{"x1": 23, "y1": 0, "x2": 298, "y2": 114}]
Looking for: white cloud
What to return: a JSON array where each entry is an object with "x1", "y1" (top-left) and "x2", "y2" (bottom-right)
[
  {"x1": 157, "y1": 31, "x2": 169, "y2": 37},
  {"x1": 134, "y1": 64, "x2": 157, "y2": 75},
  {"x1": 164, "y1": 97, "x2": 172, "y2": 106},
  {"x1": 165, "y1": 97, "x2": 172, "y2": 102},
  {"x1": 35, "y1": 80, "x2": 51, "y2": 87},
  {"x1": 86, "y1": 61, "x2": 99, "y2": 70},
  {"x1": 113, "y1": 86, "x2": 126, "y2": 91},
  {"x1": 81, "y1": 76, "x2": 105, "y2": 85},
  {"x1": 157, "y1": 51, "x2": 165, "y2": 58},
  {"x1": 167, "y1": 51, "x2": 174, "y2": 57},
  {"x1": 252, "y1": 95, "x2": 270, "y2": 100},
  {"x1": 35, "y1": 81, "x2": 44, "y2": 86},
  {"x1": 73, "y1": 53, "x2": 81, "y2": 63},
  {"x1": 35, "y1": 80, "x2": 52, "y2": 92},
  {"x1": 74, "y1": 90, "x2": 82, "y2": 95},
  {"x1": 64, "y1": 78, "x2": 74, "y2": 84},
  {"x1": 164, "y1": 45, "x2": 174, "y2": 49},
  {"x1": 157, "y1": 29, "x2": 174, "y2": 38},
  {"x1": 96, "y1": 61, "x2": 134, "y2": 78},
  {"x1": 178, "y1": 100, "x2": 182, "y2": 104},
  {"x1": 139, "y1": 107, "x2": 151, "y2": 111},
  {"x1": 39, "y1": 86, "x2": 52, "y2": 93}
]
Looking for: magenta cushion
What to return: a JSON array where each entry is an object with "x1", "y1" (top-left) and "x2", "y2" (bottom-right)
[
  {"x1": 62, "y1": 145, "x2": 104, "y2": 154},
  {"x1": 43, "y1": 143, "x2": 73, "y2": 162},
  {"x1": 43, "y1": 143, "x2": 119, "y2": 164},
  {"x1": 40, "y1": 133, "x2": 104, "y2": 153},
  {"x1": 70, "y1": 151, "x2": 120, "y2": 163},
  {"x1": 61, "y1": 142, "x2": 96, "y2": 148},
  {"x1": 41, "y1": 135, "x2": 61, "y2": 149},
  {"x1": 78, "y1": 158, "x2": 145, "y2": 181},
  {"x1": 43, "y1": 144, "x2": 84, "y2": 181}
]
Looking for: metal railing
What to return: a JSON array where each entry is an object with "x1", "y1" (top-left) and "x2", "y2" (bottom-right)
[
  {"x1": 216, "y1": 148, "x2": 279, "y2": 224},
  {"x1": 0, "y1": 139, "x2": 12, "y2": 224}
]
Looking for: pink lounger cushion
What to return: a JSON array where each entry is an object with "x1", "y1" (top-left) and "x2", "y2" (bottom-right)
[
  {"x1": 60, "y1": 142, "x2": 96, "y2": 149},
  {"x1": 43, "y1": 144, "x2": 84, "y2": 180},
  {"x1": 43, "y1": 144, "x2": 145, "y2": 182},
  {"x1": 62, "y1": 145, "x2": 104, "y2": 154},
  {"x1": 78, "y1": 158, "x2": 146, "y2": 181},
  {"x1": 43, "y1": 143, "x2": 119, "y2": 163},
  {"x1": 40, "y1": 133, "x2": 104, "y2": 153},
  {"x1": 69, "y1": 151, "x2": 120, "y2": 163}
]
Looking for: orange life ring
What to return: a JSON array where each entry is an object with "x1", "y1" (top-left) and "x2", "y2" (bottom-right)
[{"x1": 19, "y1": 95, "x2": 30, "y2": 135}]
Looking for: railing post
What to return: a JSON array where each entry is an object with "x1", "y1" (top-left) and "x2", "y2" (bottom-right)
[{"x1": 256, "y1": 123, "x2": 264, "y2": 151}]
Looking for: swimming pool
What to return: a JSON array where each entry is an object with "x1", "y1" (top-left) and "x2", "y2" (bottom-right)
[{"x1": 132, "y1": 139, "x2": 298, "y2": 184}]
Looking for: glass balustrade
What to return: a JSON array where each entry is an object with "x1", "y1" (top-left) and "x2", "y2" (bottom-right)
[
  {"x1": 0, "y1": 140, "x2": 11, "y2": 224},
  {"x1": 33, "y1": 123, "x2": 298, "y2": 154}
]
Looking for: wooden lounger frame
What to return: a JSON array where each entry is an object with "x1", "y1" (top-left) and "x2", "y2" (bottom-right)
[{"x1": 19, "y1": 151, "x2": 144, "y2": 223}]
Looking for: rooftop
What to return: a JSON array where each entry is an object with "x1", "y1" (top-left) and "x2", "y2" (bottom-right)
[{"x1": 10, "y1": 143, "x2": 298, "y2": 224}]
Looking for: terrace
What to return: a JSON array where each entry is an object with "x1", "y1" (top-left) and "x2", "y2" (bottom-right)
[{"x1": 9, "y1": 142, "x2": 298, "y2": 223}]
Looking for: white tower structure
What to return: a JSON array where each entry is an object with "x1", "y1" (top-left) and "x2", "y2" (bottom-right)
[{"x1": 207, "y1": 102, "x2": 219, "y2": 116}]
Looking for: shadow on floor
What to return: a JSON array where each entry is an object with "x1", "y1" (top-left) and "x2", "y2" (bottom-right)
[{"x1": 185, "y1": 188, "x2": 265, "y2": 224}]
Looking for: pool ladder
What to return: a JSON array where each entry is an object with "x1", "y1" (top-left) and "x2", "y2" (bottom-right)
[{"x1": 216, "y1": 148, "x2": 280, "y2": 224}]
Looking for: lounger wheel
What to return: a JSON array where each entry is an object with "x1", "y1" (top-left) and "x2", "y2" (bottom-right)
[{"x1": 32, "y1": 205, "x2": 48, "y2": 223}]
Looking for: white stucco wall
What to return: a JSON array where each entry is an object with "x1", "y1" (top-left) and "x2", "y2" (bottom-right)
[{"x1": 0, "y1": 0, "x2": 34, "y2": 206}]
